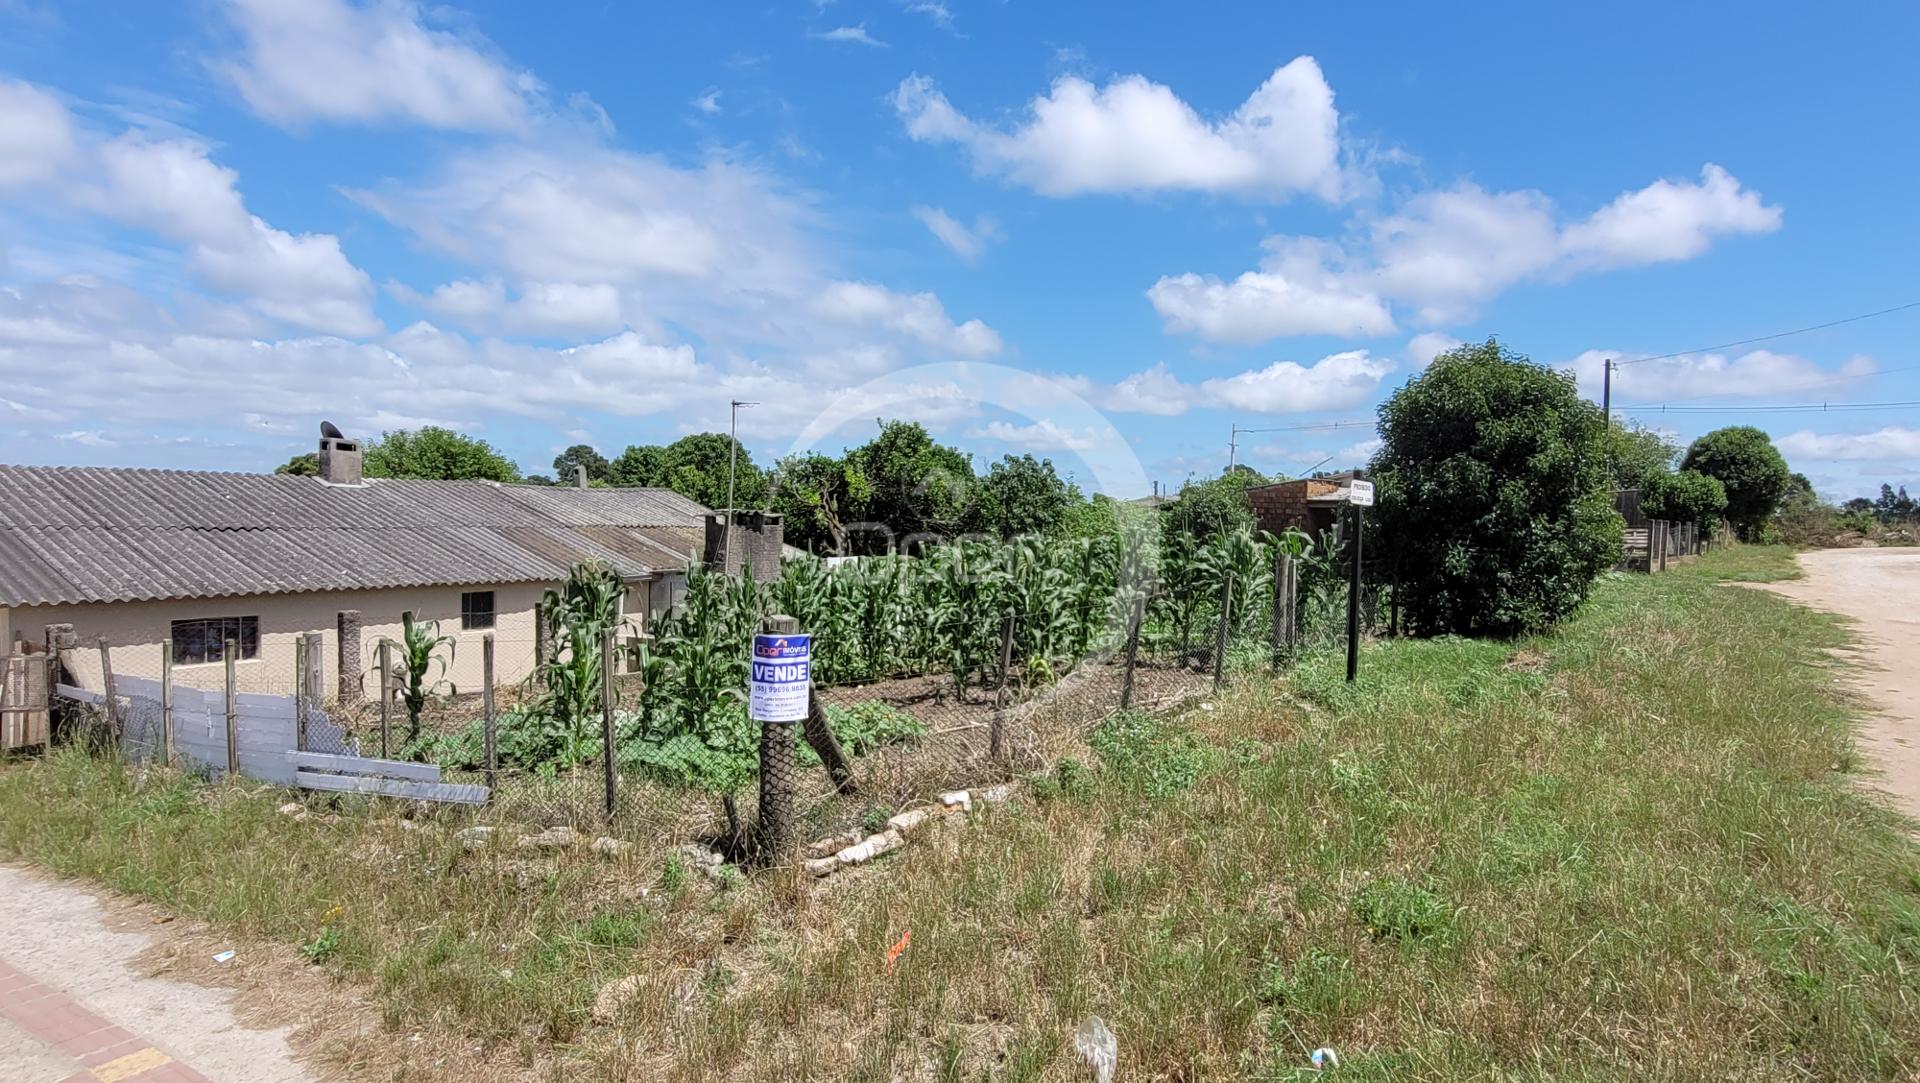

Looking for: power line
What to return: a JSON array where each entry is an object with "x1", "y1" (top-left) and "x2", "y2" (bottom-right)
[
  {"x1": 1615, "y1": 361, "x2": 1920, "y2": 410},
  {"x1": 1611, "y1": 300, "x2": 1920, "y2": 367},
  {"x1": 1621, "y1": 399, "x2": 1920, "y2": 415}
]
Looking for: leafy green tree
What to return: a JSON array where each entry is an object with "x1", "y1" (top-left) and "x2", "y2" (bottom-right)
[
  {"x1": 1603, "y1": 422, "x2": 1677, "y2": 492},
  {"x1": 275, "y1": 452, "x2": 319, "y2": 476},
  {"x1": 846, "y1": 421, "x2": 974, "y2": 552},
  {"x1": 552, "y1": 444, "x2": 611, "y2": 485},
  {"x1": 1162, "y1": 467, "x2": 1265, "y2": 542},
  {"x1": 772, "y1": 451, "x2": 869, "y2": 553},
  {"x1": 1874, "y1": 483, "x2": 1918, "y2": 522},
  {"x1": 1370, "y1": 338, "x2": 1621, "y2": 636},
  {"x1": 1679, "y1": 426, "x2": 1791, "y2": 540},
  {"x1": 1642, "y1": 469, "x2": 1728, "y2": 531},
  {"x1": 608, "y1": 434, "x2": 766, "y2": 509},
  {"x1": 967, "y1": 453, "x2": 1078, "y2": 538},
  {"x1": 361, "y1": 428, "x2": 521, "y2": 481}
]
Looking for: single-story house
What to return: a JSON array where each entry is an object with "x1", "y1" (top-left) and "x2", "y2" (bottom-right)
[
  {"x1": 1245, "y1": 471, "x2": 1364, "y2": 538},
  {"x1": 0, "y1": 428, "x2": 777, "y2": 700}
]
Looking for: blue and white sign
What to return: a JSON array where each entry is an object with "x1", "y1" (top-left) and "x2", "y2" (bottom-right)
[{"x1": 749, "y1": 633, "x2": 812, "y2": 722}]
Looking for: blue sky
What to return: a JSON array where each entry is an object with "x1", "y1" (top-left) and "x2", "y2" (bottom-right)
[{"x1": 1, "y1": 1, "x2": 1916, "y2": 499}]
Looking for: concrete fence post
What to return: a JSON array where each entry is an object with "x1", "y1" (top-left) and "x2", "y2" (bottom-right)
[
  {"x1": 223, "y1": 638, "x2": 238, "y2": 776},
  {"x1": 755, "y1": 614, "x2": 800, "y2": 863},
  {"x1": 336, "y1": 610, "x2": 362, "y2": 703}
]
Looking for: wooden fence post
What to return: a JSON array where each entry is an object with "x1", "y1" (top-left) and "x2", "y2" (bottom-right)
[
  {"x1": 533, "y1": 603, "x2": 548, "y2": 688},
  {"x1": 223, "y1": 638, "x2": 238, "y2": 776},
  {"x1": 804, "y1": 684, "x2": 857, "y2": 793},
  {"x1": 294, "y1": 634, "x2": 308, "y2": 753},
  {"x1": 377, "y1": 639, "x2": 392, "y2": 759},
  {"x1": 1212, "y1": 572, "x2": 1234, "y2": 692},
  {"x1": 1270, "y1": 551, "x2": 1296, "y2": 669},
  {"x1": 1120, "y1": 591, "x2": 1145, "y2": 710},
  {"x1": 482, "y1": 632, "x2": 496, "y2": 798},
  {"x1": 600, "y1": 629, "x2": 617, "y2": 822},
  {"x1": 994, "y1": 609, "x2": 1015, "y2": 710},
  {"x1": 96, "y1": 636, "x2": 119, "y2": 742},
  {"x1": 160, "y1": 638, "x2": 174, "y2": 767}
]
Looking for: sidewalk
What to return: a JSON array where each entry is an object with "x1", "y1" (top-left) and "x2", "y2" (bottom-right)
[{"x1": 0, "y1": 866, "x2": 318, "y2": 1083}]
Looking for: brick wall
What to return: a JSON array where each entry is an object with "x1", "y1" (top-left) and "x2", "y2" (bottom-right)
[{"x1": 1247, "y1": 479, "x2": 1340, "y2": 535}]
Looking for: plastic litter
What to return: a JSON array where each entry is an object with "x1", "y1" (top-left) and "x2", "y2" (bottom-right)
[
  {"x1": 1073, "y1": 1015, "x2": 1117, "y2": 1083},
  {"x1": 211, "y1": 950, "x2": 236, "y2": 964},
  {"x1": 1311, "y1": 1047, "x2": 1339, "y2": 1070},
  {"x1": 885, "y1": 929, "x2": 911, "y2": 974}
]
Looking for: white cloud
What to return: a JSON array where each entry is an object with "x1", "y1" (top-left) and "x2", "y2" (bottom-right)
[
  {"x1": 892, "y1": 57, "x2": 1344, "y2": 199},
  {"x1": 1196, "y1": 350, "x2": 1396, "y2": 414},
  {"x1": 1099, "y1": 363, "x2": 1192, "y2": 416},
  {"x1": 1777, "y1": 428, "x2": 1920, "y2": 463},
  {"x1": 692, "y1": 87, "x2": 722, "y2": 115},
  {"x1": 351, "y1": 145, "x2": 815, "y2": 294},
  {"x1": 1566, "y1": 349, "x2": 1875, "y2": 402},
  {"x1": 1156, "y1": 165, "x2": 1781, "y2": 343},
  {"x1": 903, "y1": 1, "x2": 954, "y2": 29},
  {"x1": 1406, "y1": 331, "x2": 1462, "y2": 367},
  {"x1": 1148, "y1": 259, "x2": 1395, "y2": 342},
  {"x1": 813, "y1": 24, "x2": 887, "y2": 47},
  {"x1": 812, "y1": 281, "x2": 1002, "y2": 357},
  {"x1": 509, "y1": 282, "x2": 624, "y2": 336},
  {"x1": 216, "y1": 0, "x2": 542, "y2": 131},
  {"x1": 84, "y1": 135, "x2": 378, "y2": 335},
  {"x1": 968, "y1": 419, "x2": 1104, "y2": 453},
  {"x1": 910, "y1": 205, "x2": 998, "y2": 263},
  {"x1": 0, "y1": 80, "x2": 78, "y2": 189},
  {"x1": 56, "y1": 430, "x2": 117, "y2": 448}
]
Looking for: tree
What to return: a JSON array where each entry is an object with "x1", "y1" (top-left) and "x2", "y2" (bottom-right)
[
  {"x1": 275, "y1": 452, "x2": 319, "y2": 476},
  {"x1": 1641, "y1": 469, "x2": 1728, "y2": 531},
  {"x1": 1602, "y1": 422, "x2": 1677, "y2": 492},
  {"x1": 1874, "y1": 483, "x2": 1918, "y2": 522},
  {"x1": 363, "y1": 427, "x2": 521, "y2": 482},
  {"x1": 608, "y1": 434, "x2": 766, "y2": 510},
  {"x1": 1370, "y1": 338, "x2": 1621, "y2": 637},
  {"x1": 771, "y1": 450, "x2": 868, "y2": 553},
  {"x1": 552, "y1": 444, "x2": 611, "y2": 486},
  {"x1": 1679, "y1": 426, "x2": 1790, "y2": 541},
  {"x1": 1162, "y1": 467, "x2": 1264, "y2": 542},
  {"x1": 967, "y1": 454, "x2": 1078, "y2": 538},
  {"x1": 845, "y1": 421, "x2": 973, "y2": 552}
]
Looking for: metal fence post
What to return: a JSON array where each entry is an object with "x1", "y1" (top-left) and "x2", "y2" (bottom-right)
[
  {"x1": 755, "y1": 615, "x2": 800, "y2": 862},
  {"x1": 223, "y1": 638, "x2": 238, "y2": 776},
  {"x1": 601, "y1": 629, "x2": 617, "y2": 822},
  {"x1": 1212, "y1": 572, "x2": 1234, "y2": 692},
  {"x1": 377, "y1": 638, "x2": 392, "y2": 759},
  {"x1": 1120, "y1": 591, "x2": 1145, "y2": 709},
  {"x1": 159, "y1": 638, "x2": 174, "y2": 767},
  {"x1": 483, "y1": 632, "x2": 497, "y2": 799}
]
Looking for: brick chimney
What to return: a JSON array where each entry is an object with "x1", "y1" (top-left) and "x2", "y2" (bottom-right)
[{"x1": 317, "y1": 421, "x2": 364, "y2": 486}]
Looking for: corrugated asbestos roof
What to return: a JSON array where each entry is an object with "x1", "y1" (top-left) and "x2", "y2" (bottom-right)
[{"x1": 0, "y1": 466, "x2": 712, "y2": 607}]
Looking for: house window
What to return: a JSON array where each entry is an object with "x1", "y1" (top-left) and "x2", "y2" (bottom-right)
[
  {"x1": 170, "y1": 617, "x2": 259, "y2": 666},
  {"x1": 461, "y1": 590, "x2": 496, "y2": 630}
]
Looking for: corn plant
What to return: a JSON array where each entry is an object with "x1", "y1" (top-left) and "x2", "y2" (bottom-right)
[
  {"x1": 384, "y1": 611, "x2": 454, "y2": 744},
  {"x1": 526, "y1": 560, "x2": 624, "y2": 747}
]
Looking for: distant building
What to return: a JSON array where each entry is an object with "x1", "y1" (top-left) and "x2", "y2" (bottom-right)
[
  {"x1": 0, "y1": 425, "x2": 780, "y2": 700},
  {"x1": 1244, "y1": 471, "x2": 1364, "y2": 538}
]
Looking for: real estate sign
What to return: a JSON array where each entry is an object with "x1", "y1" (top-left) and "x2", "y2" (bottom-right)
[
  {"x1": 749, "y1": 633, "x2": 811, "y2": 722},
  {"x1": 1348, "y1": 480, "x2": 1375, "y2": 506}
]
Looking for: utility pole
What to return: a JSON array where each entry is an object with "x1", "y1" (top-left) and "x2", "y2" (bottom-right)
[
  {"x1": 721, "y1": 399, "x2": 758, "y2": 572},
  {"x1": 1227, "y1": 423, "x2": 1243, "y2": 470},
  {"x1": 1601, "y1": 358, "x2": 1613, "y2": 428}
]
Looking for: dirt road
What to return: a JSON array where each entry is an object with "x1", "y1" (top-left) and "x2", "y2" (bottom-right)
[
  {"x1": 1760, "y1": 547, "x2": 1920, "y2": 823},
  {"x1": 0, "y1": 864, "x2": 320, "y2": 1083}
]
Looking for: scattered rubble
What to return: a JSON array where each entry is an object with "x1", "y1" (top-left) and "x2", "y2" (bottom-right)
[
  {"x1": 591, "y1": 836, "x2": 633, "y2": 858},
  {"x1": 516, "y1": 826, "x2": 578, "y2": 851},
  {"x1": 592, "y1": 975, "x2": 645, "y2": 1023},
  {"x1": 455, "y1": 826, "x2": 495, "y2": 851},
  {"x1": 803, "y1": 786, "x2": 1015, "y2": 878}
]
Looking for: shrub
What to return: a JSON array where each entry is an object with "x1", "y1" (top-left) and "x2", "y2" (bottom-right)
[
  {"x1": 1641, "y1": 469, "x2": 1728, "y2": 531},
  {"x1": 1352, "y1": 876, "x2": 1457, "y2": 946},
  {"x1": 1680, "y1": 426, "x2": 1791, "y2": 541},
  {"x1": 1370, "y1": 338, "x2": 1622, "y2": 636}
]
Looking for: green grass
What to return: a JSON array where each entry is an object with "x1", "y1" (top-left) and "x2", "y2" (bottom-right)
[{"x1": 3, "y1": 544, "x2": 1918, "y2": 1081}]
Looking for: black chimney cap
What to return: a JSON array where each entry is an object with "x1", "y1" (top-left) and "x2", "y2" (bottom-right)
[{"x1": 320, "y1": 421, "x2": 345, "y2": 439}]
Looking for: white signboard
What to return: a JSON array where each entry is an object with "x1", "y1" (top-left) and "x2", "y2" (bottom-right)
[
  {"x1": 1348, "y1": 479, "x2": 1375, "y2": 507},
  {"x1": 749, "y1": 633, "x2": 812, "y2": 722}
]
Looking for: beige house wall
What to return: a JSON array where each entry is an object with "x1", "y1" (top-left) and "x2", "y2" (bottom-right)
[{"x1": 8, "y1": 583, "x2": 653, "y2": 698}]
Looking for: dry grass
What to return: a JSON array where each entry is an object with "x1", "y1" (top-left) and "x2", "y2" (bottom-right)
[{"x1": 4, "y1": 546, "x2": 1920, "y2": 1081}]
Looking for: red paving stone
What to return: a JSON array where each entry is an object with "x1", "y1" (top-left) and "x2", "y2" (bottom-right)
[{"x1": 0, "y1": 955, "x2": 214, "y2": 1083}]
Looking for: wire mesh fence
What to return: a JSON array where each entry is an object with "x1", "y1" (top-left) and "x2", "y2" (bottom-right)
[{"x1": 35, "y1": 526, "x2": 1402, "y2": 864}]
